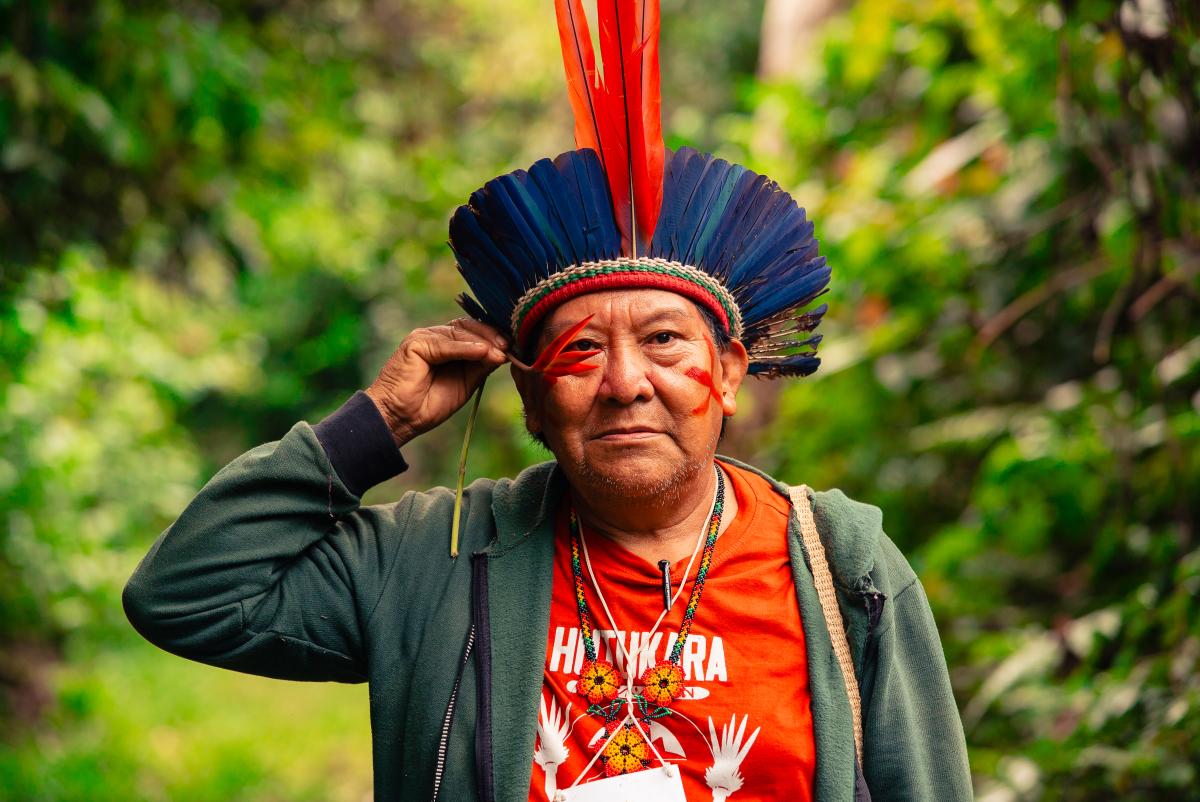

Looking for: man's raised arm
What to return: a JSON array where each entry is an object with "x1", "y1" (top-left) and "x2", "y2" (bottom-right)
[{"x1": 121, "y1": 318, "x2": 510, "y2": 681}]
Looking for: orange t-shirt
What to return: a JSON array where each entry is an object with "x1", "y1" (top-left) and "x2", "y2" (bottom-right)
[{"x1": 528, "y1": 461, "x2": 816, "y2": 801}]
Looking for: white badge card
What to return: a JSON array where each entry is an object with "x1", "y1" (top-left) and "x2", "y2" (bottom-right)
[{"x1": 556, "y1": 765, "x2": 688, "y2": 802}]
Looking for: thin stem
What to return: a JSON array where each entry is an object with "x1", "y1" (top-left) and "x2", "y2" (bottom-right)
[
  {"x1": 505, "y1": 351, "x2": 535, "y2": 372},
  {"x1": 450, "y1": 382, "x2": 485, "y2": 558}
]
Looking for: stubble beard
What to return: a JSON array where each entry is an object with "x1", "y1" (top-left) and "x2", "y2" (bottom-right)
[{"x1": 557, "y1": 428, "x2": 720, "y2": 506}]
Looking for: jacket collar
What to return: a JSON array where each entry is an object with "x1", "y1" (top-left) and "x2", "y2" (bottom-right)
[
  {"x1": 486, "y1": 461, "x2": 564, "y2": 554},
  {"x1": 714, "y1": 455, "x2": 882, "y2": 592},
  {"x1": 487, "y1": 455, "x2": 882, "y2": 584},
  {"x1": 476, "y1": 461, "x2": 562, "y2": 802}
]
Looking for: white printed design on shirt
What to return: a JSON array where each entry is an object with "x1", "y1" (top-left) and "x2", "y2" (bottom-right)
[
  {"x1": 534, "y1": 694, "x2": 573, "y2": 799},
  {"x1": 704, "y1": 715, "x2": 761, "y2": 801},
  {"x1": 548, "y1": 626, "x2": 729, "y2": 684}
]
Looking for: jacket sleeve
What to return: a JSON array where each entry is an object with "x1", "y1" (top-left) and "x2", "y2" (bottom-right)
[
  {"x1": 863, "y1": 536, "x2": 974, "y2": 801},
  {"x1": 122, "y1": 391, "x2": 412, "y2": 683}
]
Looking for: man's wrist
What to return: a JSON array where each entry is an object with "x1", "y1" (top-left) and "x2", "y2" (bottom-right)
[
  {"x1": 362, "y1": 385, "x2": 416, "y2": 449},
  {"x1": 313, "y1": 391, "x2": 409, "y2": 496}
]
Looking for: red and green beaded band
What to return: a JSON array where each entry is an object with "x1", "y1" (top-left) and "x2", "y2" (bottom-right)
[
  {"x1": 513, "y1": 258, "x2": 745, "y2": 348},
  {"x1": 568, "y1": 513, "x2": 598, "y2": 661},
  {"x1": 670, "y1": 479, "x2": 723, "y2": 663}
]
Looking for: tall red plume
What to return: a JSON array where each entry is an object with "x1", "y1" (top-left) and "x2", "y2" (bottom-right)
[
  {"x1": 553, "y1": 0, "x2": 604, "y2": 160},
  {"x1": 553, "y1": 0, "x2": 664, "y2": 256}
]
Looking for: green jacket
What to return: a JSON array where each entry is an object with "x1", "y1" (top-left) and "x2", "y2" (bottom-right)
[{"x1": 123, "y1": 398, "x2": 972, "y2": 802}]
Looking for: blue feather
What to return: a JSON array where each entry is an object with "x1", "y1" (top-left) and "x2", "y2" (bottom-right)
[
  {"x1": 650, "y1": 148, "x2": 705, "y2": 259},
  {"x1": 456, "y1": 292, "x2": 506, "y2": 331},
  {"x1": 648, "y1": 148, "x2": 690, "y2": 257},
  {"x1": 673, "y1": 157, "x2": 726, "y2": 263},
  {"x1": 479, "y1": 178, "x2": 548, "y2": 283},
  {"x1": 706, "y1": 171, "x2": 766, "y2": 282},
  {"x1": 741, "y1": 260, "x2": 831, "y2": 321},
  {"x1": 689, "y1": 163, "x2": 745, "y2": 269},
  {"x1": 565, "y1": 149, "x2": 621, "y2": 261},
  {"x1": 747, "y1": 354, "x2": 821, "y2": 377},
  {"x1": 726, "y1": 193, "x2": 802, "y2": 286},
  {"x1": 744, "y1": 301, "x2": 830, "y2": 343},
  {"x1": 724, "y1": 195, "x2": 796, "y2": 289},
  {"x1": 449, "y1": 207, "x2": 523, "y2": 300},
  {"x1": 529, "y1": 158, "x2": 585, "y2": 265},
  {"x1": 503, "y1": 173, "x2": 567, "y2": 281}
]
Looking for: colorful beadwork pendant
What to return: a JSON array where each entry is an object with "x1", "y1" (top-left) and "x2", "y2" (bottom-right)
[
  {"x1": 577, "y1": 658, "x2": 621, "y2": 704},
  {"x1": 638, "y1": 660, "x2": 685, "y2": 706},
  {"x1": 602, "y1": 723, "x2": 653, "y2": 776}
]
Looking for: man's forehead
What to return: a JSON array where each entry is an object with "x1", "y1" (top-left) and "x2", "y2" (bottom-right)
[{"x1": 539, "y1": 291, "x2": 703, "y2": 341}]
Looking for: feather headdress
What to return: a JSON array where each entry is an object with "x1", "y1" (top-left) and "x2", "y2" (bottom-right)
[{"x1": 449, "y1": 0, "x2": 830, "y2": 378}]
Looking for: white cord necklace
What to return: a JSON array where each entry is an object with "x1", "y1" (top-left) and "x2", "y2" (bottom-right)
[
  {"x1": 578, "y1": 466, "x2": 720, "y2": 678},
  {"x1": 568, "y1": 464, "x2": 725, "y2": 785}
]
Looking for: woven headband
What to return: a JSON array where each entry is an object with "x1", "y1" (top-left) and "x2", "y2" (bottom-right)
[{"x1": 511, "y1": 258, "x2": 744, "y2": 347}]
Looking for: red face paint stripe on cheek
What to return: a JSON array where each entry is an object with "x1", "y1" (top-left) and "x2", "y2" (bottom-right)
[
  {"x1": 685, "y1": 338, "x2": 722, "y2": 416},
  {"x1": 685, "y1": 367, "x2": 715, "y2": 415}
]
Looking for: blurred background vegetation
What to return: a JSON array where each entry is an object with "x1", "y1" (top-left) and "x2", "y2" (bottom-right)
[{"x1": 1, "y1": 0, "x2": 1197, "y2": 798}]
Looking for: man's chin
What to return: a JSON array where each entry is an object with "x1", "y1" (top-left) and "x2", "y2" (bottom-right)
[{"x1": 565, "y1": 447, "x2": 706, "y2": 501}]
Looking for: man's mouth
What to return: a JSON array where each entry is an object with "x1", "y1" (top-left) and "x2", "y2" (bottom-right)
[{"x1": 594, "y1": 426, "x2": 662, "y2": 441}]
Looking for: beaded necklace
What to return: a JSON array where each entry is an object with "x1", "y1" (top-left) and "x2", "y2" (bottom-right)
[{"x1": 567, "y1": 465, "x2": 726, "y2": 777}]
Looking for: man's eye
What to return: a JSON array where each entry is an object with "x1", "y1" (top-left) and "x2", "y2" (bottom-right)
[
  {"x1": 566, "y1": 339, "x2": 597, "y2": 352},
  {"x1": 651, "y1": 331, "x2": 677, "y2": 345}
]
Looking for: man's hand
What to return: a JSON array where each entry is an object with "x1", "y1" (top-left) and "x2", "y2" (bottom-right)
[{"x1": 365, "y1": 318, "x2": 510, "y2": 448}]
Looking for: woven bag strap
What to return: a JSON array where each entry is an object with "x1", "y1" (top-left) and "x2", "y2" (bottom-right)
[{"x1": 789, "y1": 484, "x2": 864, "y2": 765}]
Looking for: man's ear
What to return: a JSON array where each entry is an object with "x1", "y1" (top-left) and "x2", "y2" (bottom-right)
[
  {"x1": 718, "y1": 340, "x2": 749, "y2": 417},
  {"x1": 510, "y1": 362, "x2": 544, "y2": 436}
]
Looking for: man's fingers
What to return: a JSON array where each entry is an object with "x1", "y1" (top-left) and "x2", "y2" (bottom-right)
[
  {"x1": 445, "y1": 317, "x2": 510, "y2": 350},
  {"x1": 461, "y1": 354, "x2": 506, "y2": 388},
  {"x1": 402, "y1": 318, "x2": 508, "y2": 367},
  {"x1": 371, "y1": 322, "x2": 507, "y2": 446},
  {"x1": 405, "y1": 334, "x2": 505, "y2": 367}
]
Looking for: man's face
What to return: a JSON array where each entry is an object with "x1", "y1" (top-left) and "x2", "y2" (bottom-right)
[{"x1": 512, "y1": 289, "x2": 749, "y2": 501}]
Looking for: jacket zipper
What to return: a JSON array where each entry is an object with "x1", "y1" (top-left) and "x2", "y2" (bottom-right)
[
  {"x1": 431, "y1": 622, "x2": 476, "y2": 802},
  {"x1": 472, "y1": 552, "x2": 496, "y2": 802},
  {"x1": 852, "y1": 590, "x2": 885, "y2": 802},
  {"x1": 860, "y1": 590, "x2": 886, "y2": 677}
]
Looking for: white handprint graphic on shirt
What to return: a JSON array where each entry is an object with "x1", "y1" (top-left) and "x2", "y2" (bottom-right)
[
  {"x1": 534, "y1": 693, "x2": 572, "y2": 799},
  {"x1": 704, "y1": 714, "x2": 760, "y2": 801}
]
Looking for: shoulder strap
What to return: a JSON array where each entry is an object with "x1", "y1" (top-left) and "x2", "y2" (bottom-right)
[{"x1": 789, "y1": 484, "x2": 864, "y2": 765}]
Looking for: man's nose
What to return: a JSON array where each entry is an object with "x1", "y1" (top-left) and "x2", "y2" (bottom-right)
[{"x1": 597, "y1": 341, "x2": 654, "y2": 404}]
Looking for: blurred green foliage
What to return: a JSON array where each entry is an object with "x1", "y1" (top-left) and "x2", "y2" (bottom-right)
[
  {"x1": 727, "y1": 0, "x2": 1200, "y2": 797},
  {"x1": 1, "y1": 0, "x2": 1197, "y2": 799}
]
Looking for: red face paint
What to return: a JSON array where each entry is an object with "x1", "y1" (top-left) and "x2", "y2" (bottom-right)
[{"x1": 685, "y1": 338, "x2": 722, "y2": 415}]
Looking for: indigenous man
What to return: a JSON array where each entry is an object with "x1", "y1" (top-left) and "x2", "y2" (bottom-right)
[{"x1": 123, "y1": 3, "x2": 971, "y2": 801}]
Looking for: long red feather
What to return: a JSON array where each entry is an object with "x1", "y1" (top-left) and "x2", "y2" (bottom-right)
[
  {"x1": 636, "y1": 0, "x2": 663, "y2": 244},
  {"x1": 553, "y1": 0, "x2": 603, "y2": 161},
  {"x1": 553, "y1": 0, "x2": 664, "y2": 256},
  {"x1": 597, "y1": 1, "x2": 631, "y2": 252}
]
